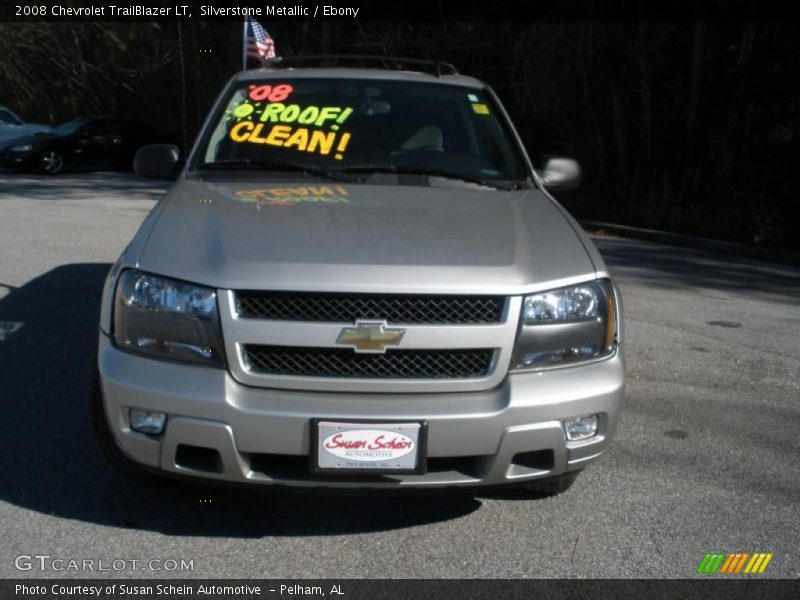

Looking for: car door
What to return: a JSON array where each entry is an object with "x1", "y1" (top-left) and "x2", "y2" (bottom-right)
[
  {"x1": 67, "y1": 123, "x2": 97, "y2": 166},
  {"x1": 88, "y1": 122, "x2": 126, "y2": 167}
]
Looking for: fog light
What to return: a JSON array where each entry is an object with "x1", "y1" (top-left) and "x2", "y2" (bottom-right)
[
  {"x1": 129, "y1": 408, "x2": 166, "y2": 435},
  {"x1": 564, "y1": 414, "x2": 598, "y2": 441}
]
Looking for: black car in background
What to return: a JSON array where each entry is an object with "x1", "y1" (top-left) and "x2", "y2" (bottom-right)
[{"x1": 0, "y1": 117, "x2": 177, "y2": 174}]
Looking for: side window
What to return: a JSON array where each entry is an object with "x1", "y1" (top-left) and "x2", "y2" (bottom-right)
[
  {"x1": 102, "y1": 125, "x2": 123, "y2": 138},
  {"x1": 88, "y1": 124, "x2": 122, "y2": 139}
]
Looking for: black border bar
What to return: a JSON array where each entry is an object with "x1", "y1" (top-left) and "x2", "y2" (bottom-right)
[
  {"x1": 3, "y1": 579, "x2": 799, "y2": 600},
  {"x1": 3, "y1": 1, "x2": 800, "y2": 22}
]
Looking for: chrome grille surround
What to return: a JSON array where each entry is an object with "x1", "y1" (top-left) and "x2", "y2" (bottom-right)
[{"x1": 220, "y1": 290, "x2": 521, "y2": 393}]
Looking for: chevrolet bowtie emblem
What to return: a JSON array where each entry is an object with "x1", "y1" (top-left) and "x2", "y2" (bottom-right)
[{"x1": 336, "y1": 320, "x2": 406, "y2": 353}]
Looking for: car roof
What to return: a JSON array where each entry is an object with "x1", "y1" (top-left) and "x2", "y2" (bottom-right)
[{"x1": 233, "y1": 67, "x2": 486, "y2": 90}]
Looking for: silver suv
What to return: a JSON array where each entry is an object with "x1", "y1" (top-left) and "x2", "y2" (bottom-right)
[{"x1": 94, "y1": 58, "x2": 625, "y2": 495}]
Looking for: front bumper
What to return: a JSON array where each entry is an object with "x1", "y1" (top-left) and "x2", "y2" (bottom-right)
[{"x1": 98, "y1": 334, "x2": 625, "y2": 489}]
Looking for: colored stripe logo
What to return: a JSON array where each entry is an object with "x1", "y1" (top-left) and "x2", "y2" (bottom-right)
[{"x1": 697, "y1": 552, "x2": 773, "y2": 574}]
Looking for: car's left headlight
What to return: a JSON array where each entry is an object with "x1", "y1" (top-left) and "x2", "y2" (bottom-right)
[
  {"x1": 113, "y1": 269, "x2": 225, "y2": 366},
  {"x1": 11, "y1": 144, "x2": 33, "y2": 152},
  {"x1": 510, "y1": 279, "x2": 618, "y2": 370}
]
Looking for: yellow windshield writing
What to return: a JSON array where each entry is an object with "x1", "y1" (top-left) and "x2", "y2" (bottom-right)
[{"x1": 230, "y1": 122, "x2": 351, "y2": 159}]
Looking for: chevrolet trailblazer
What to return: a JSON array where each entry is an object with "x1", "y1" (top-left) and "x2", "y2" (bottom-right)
[{"x1": 94, "y1": 57, "x2": 625, "y2": 495}]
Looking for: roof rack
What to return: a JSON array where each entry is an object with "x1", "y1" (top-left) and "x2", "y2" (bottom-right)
[{"x1": 261, "y1": 55, "x2": 460, "y2": 77}]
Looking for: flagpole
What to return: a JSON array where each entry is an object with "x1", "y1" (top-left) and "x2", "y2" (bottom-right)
[
  {"x1": 242, "y1": 16, "x2": 248, "y2": 70},
  {"x1": 177, "y1": 21, "x2": 187, "y2": 157}
]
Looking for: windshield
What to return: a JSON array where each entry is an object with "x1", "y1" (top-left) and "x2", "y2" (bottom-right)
[
  {"x1": 196, "y1": 78, "x2": 528, "y2": 184},
  {"x1": 51, "y1": 118, "x2": 89, "y2": 137},
  {"x1": 0, "y1": 109, "x2": 22, "y2": 125}
]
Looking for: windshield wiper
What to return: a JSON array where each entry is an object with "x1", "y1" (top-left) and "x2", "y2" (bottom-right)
[
  {"x1": 195, "y1": 159, "x2": 353, "y2": 182},
  {"x1": 341, "y1": 164, "x2": 515, "y2": 190}
]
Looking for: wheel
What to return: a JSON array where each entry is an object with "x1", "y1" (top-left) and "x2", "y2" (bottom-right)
[
  {"x1": 91, "y1": 368, "x2": 151, "y2": 479},
  {"x1": 522, "y1": 471, "x2": 581, "y2": 497},
  {"x1": 39, "y1": 149, "x2": 64, "y2": 174}
]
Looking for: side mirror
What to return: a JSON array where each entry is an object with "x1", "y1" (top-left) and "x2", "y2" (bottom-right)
[
  {"x1": 134, "y1": 144, "x2": 180, "y2": 179},
  {"x1": 539, "y1": 157, "x2": 581, "y2": 191}
]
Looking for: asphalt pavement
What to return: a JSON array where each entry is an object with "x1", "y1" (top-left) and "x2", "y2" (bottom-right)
[{"x1": 0, "y1": 171, "x2": 797, "y2": 579}]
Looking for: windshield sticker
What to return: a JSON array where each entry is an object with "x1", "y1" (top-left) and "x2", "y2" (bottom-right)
[
  {"x1": 257, "y1": 104, "x2": 353, "y2": 130},
  {"x1": 236, "y1": 185, "x2": 350, "y2": 206},
  {"x1": 248, "y1": 83, "x2": 294, "y2": 102},
  {"x1": 228, "y1": 92, "x2": 355, "y2": 159},
  {"x1": 232, "y1": 102, "x2": 256, "y2": 119},
  {"x1": 467, "y1": 94, "x2": 479, "y2": 103},
  {"x1": 229, "y1": 122, "x2": 352, "y2": 159},
  {"x1": 471, "y1": 103, "x2": 490, "y2": 115}
]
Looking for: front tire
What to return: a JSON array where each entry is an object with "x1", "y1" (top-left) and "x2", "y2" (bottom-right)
[{"x1": 39, "y1": 149, "x2": 64, "y2": 174}]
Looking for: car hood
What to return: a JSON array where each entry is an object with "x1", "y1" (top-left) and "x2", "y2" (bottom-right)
[
  {"x1": 137, "y1": 177, "x2": 597, "y2": 294},
  {"x1": 0, "y1": 131, "x2": 56, "y2": 148}
]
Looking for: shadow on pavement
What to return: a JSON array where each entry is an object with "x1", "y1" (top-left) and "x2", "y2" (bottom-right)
[
  {"x1": 0, "y1": 264, "x2": 480, "y2": 537},
  {"x1": 594, "y1": 236, "x2": 800, "y2": 304},
  {"x1": 0, "y1": 171, "x2": 166, "y2": 202}
]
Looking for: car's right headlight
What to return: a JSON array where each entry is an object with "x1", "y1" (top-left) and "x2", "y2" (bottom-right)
[
  {"x1": 11, "y1": 144, "x2": 33, "y2": 152},
  {"x1": 510, "y1": 279, "x2": 618, "y2": 371},
  {"x1": 113, "y1": 269, "x2": 225, "y2": 366}
]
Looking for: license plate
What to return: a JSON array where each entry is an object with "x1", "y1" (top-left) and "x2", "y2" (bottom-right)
[{"x1": 312, "y1": 420, "x2": 426, "y2": 474}]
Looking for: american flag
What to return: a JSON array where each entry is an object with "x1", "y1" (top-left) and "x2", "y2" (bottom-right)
[{"x1": 244, "y1": 17, "x2": 275, "y2": 67}]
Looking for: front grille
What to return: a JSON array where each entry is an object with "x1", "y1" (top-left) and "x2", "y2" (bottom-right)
[
  {"x1": 243, "y1": 345, "x2": 495, "y2": 379},
  {"x1": 235, "y1": 292, "x2": 505, "y2": 324}
]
